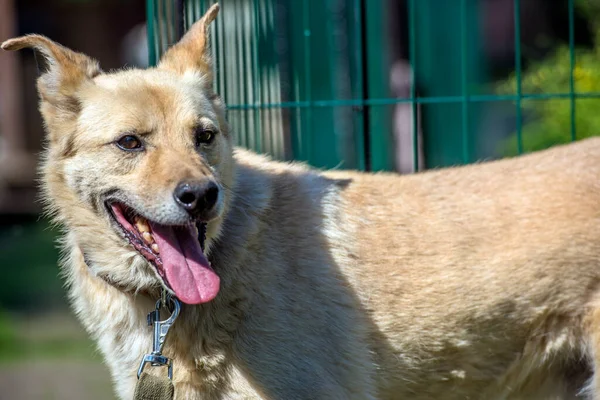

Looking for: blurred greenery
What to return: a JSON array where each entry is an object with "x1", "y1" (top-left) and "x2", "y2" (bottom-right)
[
  {"x1": 0, "y1": 217, "x2": 99, "y2": 363},
  {"x1": 0, "y1": 311, "x2": 17, "y2": 356},
  {"x1": 0, "y1": 312, "x2": 99, "y2": 363},
  {"x1": 0, "y1": 218, "x2": 64, "y2": 311},
  {"x1": 0, "y1": 219, "x2": 113, "y2": 397},
  {"x1": 497, "y1": 1, "x2": 600, "y2": 156}
]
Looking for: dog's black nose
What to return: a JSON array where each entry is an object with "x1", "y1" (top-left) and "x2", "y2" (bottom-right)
[{"x1": 174, "y1": 181, "x2": 219, "y2": 215}]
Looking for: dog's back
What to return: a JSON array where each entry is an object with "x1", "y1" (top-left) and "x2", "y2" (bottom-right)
[{"x1": 318, "y1": 137, "x2": 600, "y2": 398}]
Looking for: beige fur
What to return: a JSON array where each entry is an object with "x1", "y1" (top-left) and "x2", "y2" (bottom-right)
[{"x1": 4, "y1": 4, "x2": 600, "y2": 399}]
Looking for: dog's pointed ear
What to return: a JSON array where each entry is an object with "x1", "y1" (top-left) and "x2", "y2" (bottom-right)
[
  {"x1": 1, "y1": 35, "x2": 100, "y2": 108},
  {"x1": 158, "y1": 3, "x2": 219, "y2": 80},
  {"x1": 2, "y1": 35, "x2": 101, "y2": 143}
]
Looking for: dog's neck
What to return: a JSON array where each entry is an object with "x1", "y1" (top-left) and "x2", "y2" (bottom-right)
[{"x1": 59, "y1": 153, "x2": 332, "y2": 396}]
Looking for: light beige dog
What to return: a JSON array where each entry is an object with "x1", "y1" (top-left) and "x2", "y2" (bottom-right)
[{"x1": 4, "y1": 5, "x2": 600, "y2": 399}]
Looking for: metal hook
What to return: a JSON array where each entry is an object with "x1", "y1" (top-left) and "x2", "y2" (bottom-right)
[
  {"x1": 137, "y1": 294, "x2": 181, "y2": 380},
  {"x1": 152, "y1": 294, "x2": 180, "y2": 356}
]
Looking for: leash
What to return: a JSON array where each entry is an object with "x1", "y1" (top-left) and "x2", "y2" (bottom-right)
[
  {"x1": 134, "y1": 373, "x2": 174, "y2": 400},
  {"x1": 134, "y1": 291, "x2": 181, "y2": 400}
]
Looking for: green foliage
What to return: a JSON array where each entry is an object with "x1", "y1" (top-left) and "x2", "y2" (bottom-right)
[
  {"x1": 0, "y1": 312, "x2": 98, "y2": 363},
  {"x1": 0, "y1": 219, "x2": 64, "y2": 311},
  {"x1": 0, "y1": 219, "x2": 98, "y2": 363},
  {"x1": 498, "y1": 46, "x2": 600, "y2": 156},
  {"x1": 497, "y1": 2, "x2": 600, "y2": 156},
  {"x1": 0, "y1": 312, "x2": 17, "y2": 358}
]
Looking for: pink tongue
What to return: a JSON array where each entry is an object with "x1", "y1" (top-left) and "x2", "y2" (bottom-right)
[{"x1": 149, "y1": 223, "x2": 220, "y2": 304}]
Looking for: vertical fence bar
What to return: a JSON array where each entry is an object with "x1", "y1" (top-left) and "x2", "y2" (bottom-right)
[
  {"x1": 183, "y1": 0, "x2": 188, "y2": 28},
  {"x1": 188, "y1": 0, "x2": 194, "y2": 26},
  {"x1": 259, "y1": 0, "x2": 271, "y2": 153},
  {"x1": 364, "y1": 0, "x2": 392, "y2": 171},
  {"x1": 257, "y1": 1, "x2": 267, "y2": 153},
  {"x1": 568, "y1": 0, "x2": 576, "y2": 142},
  {"x1": 161, "y1": 0, "x2": 171, "y2": 48},
  {"x1": 240, "y1": 0, "x2": 250, "y2": 147},
  {"x1": 353, "y1": 0, "x2": 366, "y2": 171},
  {"x1": 460, "y1": 0, "x2": 469, "y2": 163},
  {"x1": 209, "y1": 0, "x2": 219, "y2": 94},
  {"x1": 224, "y1": 1, "x2": 235, "y2": 129},
  {"x1": 217, "y1": 0, "x2": 226, "y2": 104},
  {"x1": 174, "y1": 0, "x2": 184, "y2": 40},
  {"x1": 266, "y1": 0, "x2": 276, "y2": 155},
  {"x1": 234, "y1": 0, "x2": 244, "y2": 146},
  {"x1": 156, "y1": 0, "x2": 165, "y2": 54},
  {"x1": 261, "y1": 0, "x2": 272, "y2": 154},
  {"x1": 252, "y1": 0, "x2": 261, "y2": 151},
  {"x1": 408, "y1": 0, "x2": 418, "y2": 172},
  {"x1": 513, "y1": 0, "x2": 523, "y2": 154},
  {"x1": 169, "y1": 0, "x2": 175, "y2": 44},
  {"x1": 302, "y1": 0, "x2": 312, "y2": 161},
  {"x1": 324, "y1": 0, "x2": 336, "y2": 165},
  {"x1": 289, "y1": 2, "x2": 303, "y2": 160},
  {"x1": 146, "y1": 0, "x2": 157, "y2": 66}
]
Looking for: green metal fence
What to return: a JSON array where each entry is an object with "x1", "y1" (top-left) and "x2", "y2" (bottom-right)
[{"x1": 146, "y1": 0, "x2": 600, "y2": 172}]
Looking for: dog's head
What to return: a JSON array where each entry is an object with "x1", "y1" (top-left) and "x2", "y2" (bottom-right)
[{"x1": 2, "y1": 5, "x2": 232, "y2": 304}]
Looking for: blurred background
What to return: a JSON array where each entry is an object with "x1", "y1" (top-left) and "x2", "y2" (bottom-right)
[
  {"x1": 1, "y1": 0, "x2": 144, "y2": 398},
  {"x1": 1, "y1": 0, "x2": 599, "y2": 398}
]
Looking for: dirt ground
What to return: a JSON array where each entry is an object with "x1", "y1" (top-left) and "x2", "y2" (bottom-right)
[
  {"x1": 0, "y1": 360, "x2": 116, "y2": 400},
  {"x1": 0, "y1": 311, "x2": 116, "y2": 399}
]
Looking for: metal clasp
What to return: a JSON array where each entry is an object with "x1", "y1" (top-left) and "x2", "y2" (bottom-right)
[{"x1": 137, "y1": 293, "x2": 181, "y2": 380}]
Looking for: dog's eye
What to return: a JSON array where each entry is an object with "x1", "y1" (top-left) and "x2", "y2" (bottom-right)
[
  {"x1": 195, "y1": 128, "x2": 216, "y2": 147},
  {"x1": 116, "y1": 135, "x2": 144, "y2": 151}
]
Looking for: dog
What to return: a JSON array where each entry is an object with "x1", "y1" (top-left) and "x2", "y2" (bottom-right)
[{"x1": 4, "y1": 4, "x2": 600, "y2": 399}]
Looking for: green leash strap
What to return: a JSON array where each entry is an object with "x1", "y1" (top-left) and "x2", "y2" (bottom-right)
[{"x1": 134, "y1": 372, "x2": 174, "y2": 400}]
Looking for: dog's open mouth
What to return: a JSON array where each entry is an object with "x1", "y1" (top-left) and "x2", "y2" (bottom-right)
[{"x1": 107, "y1": 202, "x2": 220, "y2": 304}]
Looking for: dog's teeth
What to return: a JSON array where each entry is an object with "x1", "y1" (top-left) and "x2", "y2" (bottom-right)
[
  {"x1": 142, "y1": 232, "x2": 154, "y2": 244},
  {"x1": 151, "y1": 243, "x2": 160, "y2": 254},
  {"x1": 135, "y1": 217, "x2": 150, "y2": 233}
]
